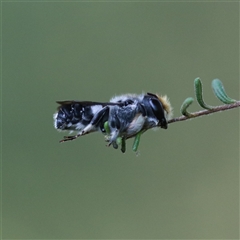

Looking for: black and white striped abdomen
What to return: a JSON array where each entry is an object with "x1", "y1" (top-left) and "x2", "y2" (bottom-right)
[{"x1": 53, "y1": 101, "x2": 103, "y2": 132}]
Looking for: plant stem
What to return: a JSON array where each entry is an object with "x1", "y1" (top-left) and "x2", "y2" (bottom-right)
[{"x1": 168, "y1": 101, "x2": 240, "y2": 124}]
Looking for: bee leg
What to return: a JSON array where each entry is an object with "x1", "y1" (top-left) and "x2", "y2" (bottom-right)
[
  {"x1": 80, "y1": 106, "x2": 109, "y2": 135},
  {"x1": 104, "y1": 123, "x2": 123, "y2": 152},
  {"x1": 106, "y1": 129, "x2": 120, "y2": 146},
  {"x1": 110, "y1": 137, "x2": 121, "y2": 150},
  {"x1": 112, "y1": 141, "x2": 118, "y2": 149},
  {"x1": 108, "y1": 137, "x2": 126, "y2": 152},
  {"x1": 115, "y1": 137, "x2": 126, "y2": 153},
  {"x1": 59, "y1": 133, "x2": 82, "y2": 143}
]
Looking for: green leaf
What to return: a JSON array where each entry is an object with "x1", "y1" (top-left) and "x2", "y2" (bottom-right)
[
  {"x1": 212, "y1": 79, "x2": 236, "y2": 104},
  {"x1": 104, "y1": 121, "x2": 110, "y2": 135},
  {"x1": 194, "y1": 78, "x2": 213, "y2": 109},
  {"x1": 121, "y1": 138, "x2": 126, "y2": 153},
  {"x1": 180, "y1": 97, "x2": 194, "y2": 117},
  {"x1": 132, "y1": 132, "x2": 142, "y2": 152},
  {"x1": 116, "y1": 137, "x2": 122, "y2": 146}
]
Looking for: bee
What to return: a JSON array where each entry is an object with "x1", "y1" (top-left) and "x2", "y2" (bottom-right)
[{"x1": 53, "y1": 93, "x2": 173, "y2": 152}]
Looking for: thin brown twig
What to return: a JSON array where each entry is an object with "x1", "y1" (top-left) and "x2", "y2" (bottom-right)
[{"x1": 168, "y1": 101, "x2": 240, "y2": 124}]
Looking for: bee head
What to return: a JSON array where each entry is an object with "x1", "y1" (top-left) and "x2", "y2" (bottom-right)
[{"x1": 146, "y1": 93, "x2": 173, "y2": 129}]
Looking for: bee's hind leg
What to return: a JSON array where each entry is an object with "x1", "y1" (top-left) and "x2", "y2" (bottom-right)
[
  {"x1": 59, "y1": 133, "x2": 82, "y2": 143},
  {"x1": 80, "y1": 106, "x2": 109, "y2": 136}
]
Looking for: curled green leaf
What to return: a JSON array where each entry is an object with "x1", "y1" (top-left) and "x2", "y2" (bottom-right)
[
  {"x1": 194, "y1": 78, "x2": 213, "y2": 110},
  {"x1": 104, "y1": 121, "x2": 110, "y2": 135},
  {"x1": 116, "y1": 137, "x2": 122, "y2": 146},
  {"x1": 132, "y1": 131, "x2": 142, "y2": 152},
  {"x1": 121, "y1": 138, "x2": 126, "y2": 153},
  {"x1": 180, "y1": 97, "x2": 194, "y2": 117},
  {"x1": 212, "y1": 79, "x2": 236, "y2": 104}
]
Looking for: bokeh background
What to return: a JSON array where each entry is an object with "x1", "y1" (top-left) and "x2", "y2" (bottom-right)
[{"x1": 2, "y1": 1, "x2": 239, "y2": 239}]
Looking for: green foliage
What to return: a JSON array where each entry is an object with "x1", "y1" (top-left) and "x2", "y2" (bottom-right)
[
  {"x1": 212, "y1": 79, "x2": 236, "y2": 104},
  {"x1": 132, "y1": 131, "x2": 142, "y2": 152},
  {"x1": 181, "y1": 78, "x2": 237, "y2": 117},
  {"x1": 180, "y1": 97, "x2": 194, "y2": 117},
  {"x1": 194, "y1": 78, "x2": 213, "y2": 110}
]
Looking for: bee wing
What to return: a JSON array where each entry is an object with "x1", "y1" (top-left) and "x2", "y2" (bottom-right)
[
  {"x1": 56, "y1": 100, "x2": 123, "y2": 110},
  {"x1": 57, "y1": 100, "x2": 104, "y2": 106}
]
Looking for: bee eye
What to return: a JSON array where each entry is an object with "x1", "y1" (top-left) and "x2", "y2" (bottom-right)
[
  {"x1": 149, "y1": 99, "x2": 164, "y2": 117},
  {"x1": 149, "y1": 98, "x2": 167, "y2": 128}
]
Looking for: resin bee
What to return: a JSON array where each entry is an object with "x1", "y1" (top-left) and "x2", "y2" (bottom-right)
[{"x1": 53, "y1": 93, "x2": 173, "y2": 152}]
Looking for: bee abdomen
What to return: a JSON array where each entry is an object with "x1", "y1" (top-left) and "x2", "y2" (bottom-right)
[{"x1": 54, "y1": 102, "x2": 93, "y2": 130}]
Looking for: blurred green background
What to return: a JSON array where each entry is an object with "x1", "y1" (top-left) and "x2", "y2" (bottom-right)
[{"x1": 2, "y1": 1, "x2": 239, "y2": 239}]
